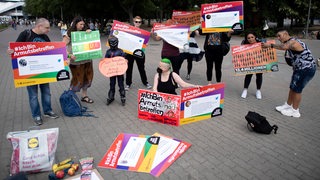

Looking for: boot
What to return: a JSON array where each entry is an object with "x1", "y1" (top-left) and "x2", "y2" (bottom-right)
[
  {"x1": 121, "y1": 97, "x2": 126, "y2": 106},
  {"x1": 120, "y1": 89, "x2": 126, "y2": 106},
  {"x1": 107, "y1": 90, "x2": 115, "y2": 105}
]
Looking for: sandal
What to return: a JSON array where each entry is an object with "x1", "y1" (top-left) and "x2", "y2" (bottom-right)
[{"x1": 81, "y1": 96, "x2": 94, "y2": 104}]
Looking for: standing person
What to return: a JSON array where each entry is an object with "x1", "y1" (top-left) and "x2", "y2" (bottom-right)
[
  {"x1": 240, "y1": 32, "x2": 263, "y2": 99},
  {"x1": 7, "y1": 18, "x2": 59, "y2": 125},
  {"x1": 105, "y1": 36, "x2": 126, "y2": 106},
  {"x1": 262, "y1": 30, "x2": 316, "y2": 118},
  {"x1": 153, "y1": 19, "x2": 184, "y2": 75},
  {"x1": 179, "y1": 29, "x2": 204, "y2": 80},
  {"x1": 58, "y1": 21, "x2": 68, "y2": 36},
  {"x1": 203, "y1": 30, "x2": 233, "y2": 84},
  {"x1": 63, "y1": 16, "x2": 94, "y2": 104},
  {"x1": 125, "y1": 16, "x2": 152, "y2": 90},
  {"x1": 152, "y1": 58, "x2": 198, "y2": 95}
]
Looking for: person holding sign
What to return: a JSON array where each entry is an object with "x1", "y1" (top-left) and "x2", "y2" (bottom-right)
[
  {"x1": 262, "y1": 30, "x2": 316, "y2": 118},
  {"x1": 152, "y1": 58, "x2": 198, "y2": 95},
  {"x1": 152, "y1": 19, "x2": 183, "y2": 75},
  {"x1": 7, "y1": 18, "x2": 59, "y2": 125},
  {"x1": 240, "y1": 32, "x2": 263, "y2": 99},
  {"x1": 105, "y1": 36, "x2": 127, "y2": 106},
  {"x1": 202, "y1": 29, "x2": 233, "y2": 84},
  {"x1": 63, "y1": 16, "x2": 94, "y2": 104},
  {"x1": 125, "y1": 16, "x2": 152, "y2": 91}
]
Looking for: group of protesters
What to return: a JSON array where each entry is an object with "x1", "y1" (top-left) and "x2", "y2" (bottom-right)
[{"x1": 7, "y1": 14, "x2": 317, "y2": 126}]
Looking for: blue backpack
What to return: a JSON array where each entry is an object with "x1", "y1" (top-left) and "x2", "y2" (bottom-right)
[{"x1": 59, "y1": 90, "x2": 95, "y2": 117}]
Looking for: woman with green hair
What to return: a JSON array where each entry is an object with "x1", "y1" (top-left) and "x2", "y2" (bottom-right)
[{"x1": 152, "y1": 58, "x2": 198, "y2": 95}]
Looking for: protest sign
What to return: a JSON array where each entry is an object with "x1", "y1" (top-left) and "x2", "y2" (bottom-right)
[
  {"x1": 98, "y1": 133, "x2": 191, "y2": 177},
  {"x1": 9, "y1": 42, "x2": 69, "y2": 88},
  {"x1": 71, "y1": 31, "x2": 102, "y2": 61},
  {"x1": 150, "y1": 133, "x2": 191, "y2": 177},
  {"x1": 152, "y1": 23, "x2": 189, "y2": 49},
  {"x1": 98, "y1": 133, "x2": 159, "y2": 173},
  {"x1": 180, "y1": 83, "x2": 225, "y2": 125},
  {"x1": 172, "y1": 10, "x2": 201, "y2": 31},
  {"x1": 110, "y1": 20, "x2": 150, "y2": 58},
  {"x1": 99, "y1": 57, "x2": 128, "y2": 77},
  {"x1": 201, "y1": 1, "x2": 244, "y2": 33},
  {"x1": 138, "y1": 90, "x2": 181, "y2": 126},
  {"x1": 231, "y1": 40, "x2": 278, "y2": 76},
  {"x1": 138, "y1": 83, "x2": 225, "y2": 126}
]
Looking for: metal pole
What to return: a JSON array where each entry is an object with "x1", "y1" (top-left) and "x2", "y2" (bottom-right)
[
  {"x1": 60, "y1": 6, "x2": 63, "y2": 21},
  {"x1": 305, "y1": 0, "x2": 311, "y2": 39}
]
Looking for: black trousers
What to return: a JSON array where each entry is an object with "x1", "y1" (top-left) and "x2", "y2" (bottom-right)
[
  {"x1": 205, "y1": 51, "x2": 224, "y2": 82},
  {"x1": 244, "y1": 73, "x2": 263, "y2": 89},
  {"x1": 109, "y1": 75, "x2": 125, "y2": 99},
  {"x1": 125, "y1": 54, "x2": 148, "y2": 86}
]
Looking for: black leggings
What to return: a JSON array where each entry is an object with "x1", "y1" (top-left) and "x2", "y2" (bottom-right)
[
  {"x1": 244, "y1": 73, "x2": 263, "y2": 89},
  {"x1": 205, "y1": 52, "x2": 223, "y2": 82}
]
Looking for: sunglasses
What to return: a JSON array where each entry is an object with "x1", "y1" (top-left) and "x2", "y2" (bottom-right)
[{"x1": 135, "y1": 21, "x2": 141, "y2": 23}]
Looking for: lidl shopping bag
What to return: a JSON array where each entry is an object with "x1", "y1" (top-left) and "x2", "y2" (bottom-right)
[{"x1": 6, "y1": 128, "x2": 59, "y2": 175}]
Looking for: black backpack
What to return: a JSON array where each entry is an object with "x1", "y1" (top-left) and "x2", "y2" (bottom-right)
[{"x1": 245, "y1": 111, "x2": 278, "y2": 134}]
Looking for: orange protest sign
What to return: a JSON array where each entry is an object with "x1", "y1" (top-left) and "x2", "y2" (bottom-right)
[{"x1": 99, "y1": 57, "x2": 128, "y2": 77}]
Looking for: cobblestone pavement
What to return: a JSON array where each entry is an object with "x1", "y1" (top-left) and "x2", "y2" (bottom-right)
[{"x1": 0, "y1": 25, "x2": 319, "y2": 180}]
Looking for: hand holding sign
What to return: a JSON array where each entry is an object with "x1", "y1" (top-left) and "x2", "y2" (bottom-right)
[{"x1": 99, "y1": 57, "x2": 128, "y2": 77}]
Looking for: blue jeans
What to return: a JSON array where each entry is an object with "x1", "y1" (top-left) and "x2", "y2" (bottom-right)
[
  {"x1": 27, "y1": 83, "x2": 52, "y2": 118},
  {"x1": 290, "y1": 67, "x2": 316, "y2": 93}
]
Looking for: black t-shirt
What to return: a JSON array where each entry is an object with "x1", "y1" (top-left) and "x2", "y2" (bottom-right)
[{"x1": 16, "y1": 29, "x2": 50, "y2": 42}]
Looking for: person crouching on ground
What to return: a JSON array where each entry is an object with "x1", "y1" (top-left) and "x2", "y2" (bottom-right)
[
  {"x1": 105, "y1": 35, "x2": 127, "y2": 106},
  {"x1": 262, "y1": 30, "x2": 316, "y2": 118},
  {"x1": 152, "y1": 58, "x2": 199, "y2": 95}
]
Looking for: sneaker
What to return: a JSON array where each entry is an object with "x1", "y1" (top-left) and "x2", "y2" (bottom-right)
[
  {"x1": 241, "y1": 89, "x2": 247, "y2": 98},
  {"x1": 33, "y1": 116, "x2": 43, "y2": 126},
  {"x1": 44, "y1": 111, "x2": 59, "y2": 119},
  {"x1": 256, "y1": 90, "x2": 262, "y2": 99},
  {"x1": 186, "y1": 74, "x2": 190, "y2": 80},
  {"x1": 145, "y1": 83, "x2": 152, "y2": 89},
  {"x1": 281, "y1": 107, "x2": 301, "y2": 118},
  {"x1": 125, "y1": 85, "x2": 130, "y2": 91},
  {"x1": 275, "y1": 102, "x2": 291, "y2": 112}
]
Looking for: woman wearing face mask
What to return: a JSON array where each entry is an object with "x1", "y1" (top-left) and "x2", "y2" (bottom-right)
[
  {"x1": 152, "y1": 58, "x2": 198, "y2": 95},
  {"x1": 240, "y1": 32, "x2": 263, "y2": 99}
]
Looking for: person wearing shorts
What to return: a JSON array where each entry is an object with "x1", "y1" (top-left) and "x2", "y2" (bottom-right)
[{"x1": 262, "y1": 30, "x2": 316, "y2": 118}]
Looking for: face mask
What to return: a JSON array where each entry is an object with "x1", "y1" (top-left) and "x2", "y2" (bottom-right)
[{"x1": 157, "y1": 67, "x2": 162, "y2": 73}]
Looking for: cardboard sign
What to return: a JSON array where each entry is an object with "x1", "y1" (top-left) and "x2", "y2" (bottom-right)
[
  {"x1": 231, "y1": 40, "x2": 278, "y2": 75},
  {"x1": 9, "y1": 42, "x2": 69, "y2": 88},
  {"x1": 71, "y1": 31, "x2": 102, "y2": 61},
  {"x1": 138, "y1": 90, "x2": 181, "y2": 126},
  {"x1": 201, "y1": 1, "x2": 244, "y2": 33},
  {"x1": 172, "y1": 10, "x2": 201, "y2": 31},
  {"x1": 99, "y1": 57, "x2": 128, "y2": 77},
  {"x1": 98, "y1": 133, "x2": 191, "y2": 177},
  {"x1": 152, "y1": 23, "x2": 189, "y2": 49},
  {"x1": 110, "y1": 20, "x2": 150, "y2": 58},
  {"x1": 138, "y1": 83, "x2": 225, "y2": 126}
]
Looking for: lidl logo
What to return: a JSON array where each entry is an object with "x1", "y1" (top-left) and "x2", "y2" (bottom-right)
[{"x1": 28, "y1": 137, "x2": 39, "y2": 149}]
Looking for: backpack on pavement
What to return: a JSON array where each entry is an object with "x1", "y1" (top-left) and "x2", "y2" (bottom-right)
[
  {"x1": 245, "y1": 111, "x2": 278, "y2": 134},
  {"x1": 59, "y1": 90, "x2": 96, "y2": 117}
]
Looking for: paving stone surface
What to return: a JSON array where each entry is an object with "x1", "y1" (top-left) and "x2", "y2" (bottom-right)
[{"x1": 0, "y1": 25, "x2": 319, "y2": 180}]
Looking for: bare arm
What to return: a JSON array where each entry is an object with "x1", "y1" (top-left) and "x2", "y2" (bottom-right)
[
  {"x1": 152, "y1": 73, "x2": 159, "y2": 92},
  {"x1": 172, "y1": 72, "x2": 198, "y2": 88}
]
